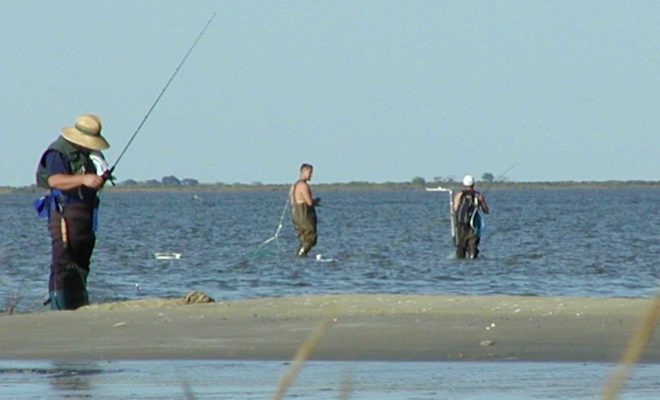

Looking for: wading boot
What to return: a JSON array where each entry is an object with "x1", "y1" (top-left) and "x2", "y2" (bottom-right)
[{"x1": 48, "y1": 290, "x2": 89, "y2": 310}]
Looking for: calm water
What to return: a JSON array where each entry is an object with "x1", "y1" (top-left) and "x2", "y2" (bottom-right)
[
  {"x1": 1, "y1": 360, "x2": 659, "y2": 400},
  {"x1": 1, "y1": 188, "x2": 659, "y2": 311},
  {"x1": 1, "y1": 188, "x2": 659, "y2": 399}
]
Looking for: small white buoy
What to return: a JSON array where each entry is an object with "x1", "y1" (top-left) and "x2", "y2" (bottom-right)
[
  {"x1": 314, "y1": 254, "x2": 335, "y2": 263},
  {"x1": 154, "y1": 252, "x2": 182, "y2": 260}
]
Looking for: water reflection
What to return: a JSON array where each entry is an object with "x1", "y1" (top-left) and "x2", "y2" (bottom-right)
[{"x1": 48, "y1": 361, "x2": 102, "y2": 399}]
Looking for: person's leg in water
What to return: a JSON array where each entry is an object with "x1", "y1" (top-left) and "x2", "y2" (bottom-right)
[
  {"x1": 292, "y1": 203, "x2": 317, "y2": 256},
  {"x1": 455, "y1": 224, "x2": 469, "y2": 259},
  {"x1": 297, "y1": 225, "x2": 317, "y2": 256},
  {"x1": 466, "y1": 232, "x2": 480, "y2": 259}
]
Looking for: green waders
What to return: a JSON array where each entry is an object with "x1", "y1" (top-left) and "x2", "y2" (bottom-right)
[
  {"x1": 455, "y1": 224, "x2": 480, "y2": 259},
  {"x1": 291, "y1": 203, "x2": 317, "y2": 256}
]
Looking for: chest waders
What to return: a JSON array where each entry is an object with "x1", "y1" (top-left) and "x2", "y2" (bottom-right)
[
  {"x1": 37, "y1": 138, "x2": 96, "y2": 310},
  {"x1": 34, "y1": 14, "x2": 218, "y2": 309},
  {"x1": 291, "y1": 202, "x2": 317, "y2": 256},
  {"x1": 47, "y1": 204, "x2": 93, "y2": 310},
  {"x1": 455, "y1": 190, "x2": 482, "y2": 259}
]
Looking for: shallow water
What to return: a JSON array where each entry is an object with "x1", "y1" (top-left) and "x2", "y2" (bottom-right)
[
  {"x1": 1, "y1": 360, "x2": 659, "y2": 400},
  {"x1": 1, "y1": 188, "x2": 659, "y2": 312},
  {"x1": 1, "y1": 188, "x2": 659, "y2": 398},
  {"x1": 0, "y1": 190, "x2": 660, "y2": 308}
]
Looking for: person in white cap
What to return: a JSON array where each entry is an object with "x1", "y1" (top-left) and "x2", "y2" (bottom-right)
[
  {"x1": 35, "y1": 114, "x2": 111, "y2": 310},
  {"x1": 452, "y1": 174, "x2": 489, "y2": 259}
]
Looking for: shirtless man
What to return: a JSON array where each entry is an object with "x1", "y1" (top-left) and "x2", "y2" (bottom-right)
[{"x1": 290, "y1": 163, "x2": 320, "y2": 256}]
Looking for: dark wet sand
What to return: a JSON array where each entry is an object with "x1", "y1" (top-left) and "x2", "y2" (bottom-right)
[{"x1": 1, "y1": 294, "x2": 658, "y2": 362}]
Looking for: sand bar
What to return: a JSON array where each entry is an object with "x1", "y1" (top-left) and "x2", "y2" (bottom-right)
[{"x1": 1, "y1": 294, "x2": 658, "y2": 362}]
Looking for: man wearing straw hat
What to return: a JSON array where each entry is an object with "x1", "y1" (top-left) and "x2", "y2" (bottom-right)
[{"x1": 35, "y1": 114, "x2": 111, "y2": 310}]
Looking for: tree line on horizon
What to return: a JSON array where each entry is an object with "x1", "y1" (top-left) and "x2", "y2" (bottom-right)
[
  {"x1": 3, "y1": 173, "x2": 657, "y2": 193},
  {"x1": 116, "y1": 172, "x2": 502, "y2": 187},
  {"x1": 411, "y1": 172, "x2": 498, "y2": 186}
]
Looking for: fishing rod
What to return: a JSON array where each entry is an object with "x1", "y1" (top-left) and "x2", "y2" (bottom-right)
[
  {"x1": 481, "y1": 162, "x2": 517, "y2": 194},
  {"x1": 105, "y1": 11, "x2": 218, "y2": 180},
  {"x1": 425, "y1": 186, "x2": 456, "y2": 245},
  {"x1": 425, "y1": 163, "x2": 516, "y2": 245}
]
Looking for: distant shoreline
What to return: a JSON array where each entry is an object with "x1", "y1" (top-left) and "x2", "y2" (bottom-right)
[{"x1": 2, "y1": 180, "x2": 659, "y2": 194}]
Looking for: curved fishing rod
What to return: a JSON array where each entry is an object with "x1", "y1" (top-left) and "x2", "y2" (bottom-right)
[
  {"x1": 481, "y1": 162, "x2": 517, "y2": 195},
  {"x1": 469, "y1": 162, "x2": 516, "y2": 242},
  {"x1": 425, "y1": 163, "x2": 516, "y2": 246},
  {"x1": 108, "y1": 11, "x2": 218, "y2": 177}
]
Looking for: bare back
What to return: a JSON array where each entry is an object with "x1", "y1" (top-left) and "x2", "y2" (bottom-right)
[{"x1": 291, "y1": 180, "x2": 314, "y2": 207}]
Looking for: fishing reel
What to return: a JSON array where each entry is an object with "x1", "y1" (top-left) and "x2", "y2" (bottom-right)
[
  {"x1": 101, "y1": 168, "x2": 116, "y2": 186},
  {"x1": 90, "y1": 152, "x2": 116, "y2": 186}
]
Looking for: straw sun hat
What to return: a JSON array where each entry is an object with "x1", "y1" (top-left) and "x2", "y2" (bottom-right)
[{"x1": 61, "y1": 114, "x2": 110, "y2": 150}]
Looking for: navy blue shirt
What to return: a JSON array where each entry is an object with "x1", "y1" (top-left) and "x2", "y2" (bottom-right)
[
  {"x1": 44, "y1": 150, "x2": 97, "y2": 205},
  {"x1": 44, "y1": 151, "x2": 69, "y2": 176}
]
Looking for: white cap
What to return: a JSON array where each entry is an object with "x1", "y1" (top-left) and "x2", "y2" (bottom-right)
[{"x1": 462, "y1": 175, "x2": 475, "y2": 186}]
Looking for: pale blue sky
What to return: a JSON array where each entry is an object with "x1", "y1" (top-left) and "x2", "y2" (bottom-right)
[{"x1": 1, "y1": 0, "x2": 658, "y2": 186}]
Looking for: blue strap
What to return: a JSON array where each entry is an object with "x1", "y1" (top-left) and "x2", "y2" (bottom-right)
[
  {"x1": 34, "y1": 189, "x2": 100, "y2": 232},
  {"x1": 92, "y1": 207, "x2": 99, "y2": 232},
  {"x1": 34, "y1": 196, "x2": 50, "y2": 218},
  {"x1": 34, "y1": 189, "x2": 63, "y2": 220}
]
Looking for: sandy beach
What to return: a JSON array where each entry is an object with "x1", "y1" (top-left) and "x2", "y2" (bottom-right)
[{"x1": 1, "y1": 294, "x2": 658, "y2": 362}]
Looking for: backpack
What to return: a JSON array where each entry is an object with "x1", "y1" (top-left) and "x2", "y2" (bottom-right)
[{"x1": 456, "y1": 190, "x2": 478, "y2": 226}]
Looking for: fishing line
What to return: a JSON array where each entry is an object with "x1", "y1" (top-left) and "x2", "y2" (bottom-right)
[
  {"x1": 252, "y1": 194, "x2": 291, "y2": 256},
  {"x1": 481, "y1": 162, "x2": 517, "y2": 195},
  {"x1": 426, "y1": 162, "x2": 516, "y2": 250},
  {"x1": 477, "y1": 162, "x2": 516, "y2": 226},
  {"x1": 203, "y1": 190, "x2": 292, "y2": 271},
  {"x1": 109, "y1": 11, "x2": 218, "y2": 174},
  {"x1": 458, "y1": 162, "x2": 516, "y2": 247}
]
